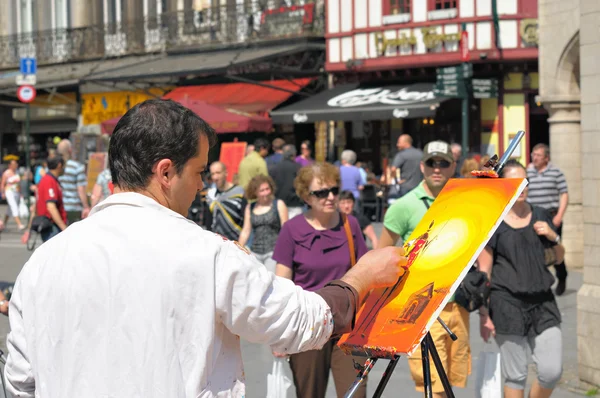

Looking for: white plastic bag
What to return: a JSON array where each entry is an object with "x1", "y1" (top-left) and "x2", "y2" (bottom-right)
[
  {"x1": 18, "y1": 198, "x2": 29, "y2": 220},
  {"x1": 266, "y1": 357, "x2": 292, "y2": 398},
  {"x1": 475, "y1": 350, "x2": 502, "y2": 398}
]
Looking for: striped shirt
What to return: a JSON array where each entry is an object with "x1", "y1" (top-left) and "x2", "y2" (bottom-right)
[
  {"x1": 58, "y1": 159, "x2": 87, "y2": 212},
  {"x1": 526, "y1": 164, "x2": 568, "y2": 211},
  {"x1": 207, "y1": 184, "x2": 246, "y2": 241}
]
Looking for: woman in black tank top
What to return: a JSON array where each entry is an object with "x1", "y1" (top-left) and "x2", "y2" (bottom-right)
[{"x1": 238, "y1": 175, "x2": 288, "y2": 273}]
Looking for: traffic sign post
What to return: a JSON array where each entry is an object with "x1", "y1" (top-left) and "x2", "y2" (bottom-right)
[
  {"x1": 17, "y1": 82, "x2": 36, "y2": 215},
  {"x1": 19, "y1": 57, "x2": 37, "y2": 75},
  {"x1": 17, "y1": 85, "x2": 36, "y2": 103}
]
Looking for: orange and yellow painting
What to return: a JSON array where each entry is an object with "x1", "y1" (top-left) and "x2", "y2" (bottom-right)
[{"x1": 338, "y1": 178, "x2": 527, "y2": 358}]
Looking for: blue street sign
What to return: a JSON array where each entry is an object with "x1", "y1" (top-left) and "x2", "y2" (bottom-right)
[{"x1": 19, "y1": 58, "x2": 37, "y2": 75}]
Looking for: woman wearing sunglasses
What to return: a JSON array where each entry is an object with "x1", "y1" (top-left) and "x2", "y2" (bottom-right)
[{"x1": 272, "y1": 162, "x2": 368, "y2": 398}]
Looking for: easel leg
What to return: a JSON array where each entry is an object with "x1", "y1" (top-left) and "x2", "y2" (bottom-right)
[
  {"x1": 425, "y1": 333, "x2": 456, "y2": 398},
  {"x1": 421, "y1": 337, "x2": 434, "y2": 398},
  {"x1": 372, "y1": 356, "x2": 400, "y2": 398},
  {"x1": 344, "y1": 358, "x2": 377, "y2": 398}
]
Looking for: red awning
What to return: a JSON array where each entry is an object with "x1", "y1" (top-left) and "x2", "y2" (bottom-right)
[
  {"x1": 101, "y1": 99, "x2": 272, "y2": 135},
  {"x1": 162, "y1": 78, "x2": 313, "y2": 114}
]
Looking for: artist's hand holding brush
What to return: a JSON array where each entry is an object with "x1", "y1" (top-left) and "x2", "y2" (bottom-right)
[
  {"x1": 341, "y1": 246, "x2": 408, "y2": 304},
  {"x1": 272, "y1": 247, "x2": 408, "y2": 358}
]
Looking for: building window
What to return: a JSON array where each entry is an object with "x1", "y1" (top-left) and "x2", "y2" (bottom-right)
[
  {"x1": 18, "y1": 0, "x2": 34, "y2": 33},
  {"x1": 389, "y1": 0, "x2": 410, "y2": 14},
  {"x1": 384, "y1": 0, "x2": 410, "y2": 16},
  {"x1": 431, "y1": 0, "x2": 457, "y2": 10}
]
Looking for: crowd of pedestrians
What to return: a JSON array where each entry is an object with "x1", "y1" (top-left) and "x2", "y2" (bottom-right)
[
  {"x1": 177, "y1": 135, "x2": 567, "y2": 398},
  {"x1": 0, "y1": 128, "x2": 570, "y2": 398}
]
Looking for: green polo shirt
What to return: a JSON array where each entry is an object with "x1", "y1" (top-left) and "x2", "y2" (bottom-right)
[{"x1": 383, "y1": 181, "x2": 434, "y2": 244}]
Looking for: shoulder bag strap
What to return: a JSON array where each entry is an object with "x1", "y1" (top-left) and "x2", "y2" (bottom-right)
[
  {"x1": 421, "y1": 197, "x2": 431, "y2": 210},
  {"x1": 341, "y1": 212, "x2": 357, "y2": 267}
]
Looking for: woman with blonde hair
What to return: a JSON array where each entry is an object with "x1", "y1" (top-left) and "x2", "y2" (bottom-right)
[
  {"x1": 272, "y1": 162, "x2": 368, "y2": 398},
  {"x1": 460, "y1": 157, "x2": 480, "y2": 178},
  {"x1": 238, "y1": 174, "x2": 288, "y2": 272}
]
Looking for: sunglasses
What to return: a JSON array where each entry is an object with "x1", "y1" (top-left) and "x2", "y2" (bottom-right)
[
  {"x1": 309, "y1": 186, "x2": 340, "y2": 199},
  {"x1": 424, "y1": 159, "x2": 452, "y2": 169}
]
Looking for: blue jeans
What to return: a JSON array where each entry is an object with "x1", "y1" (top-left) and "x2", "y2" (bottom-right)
[{"x1": 41, "y1": 224, "x2": 61, "y2": 242}]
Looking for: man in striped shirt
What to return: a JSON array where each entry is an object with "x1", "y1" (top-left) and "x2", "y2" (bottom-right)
[
  {"x1": 527, "y1": 143, "x2": 569, "y2": 295},
  {"x1": 57, "y1": 140, "x2": 90, "y2": 224}
]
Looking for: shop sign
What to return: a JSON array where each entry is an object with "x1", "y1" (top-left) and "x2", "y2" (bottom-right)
[
  {"x1": 375, "y1": 32, "x2": 417, "y2": 55},
  {"x1": 293, "y1": 113, "x2": 308, "y2": 123},
  {"x1": 375, "y1": 27, "x2": 461, "y2": 55},
  {"x1": 327, "y1": 87, "x2": 435, "y2": 108},
  {"x1": 81, "y1": 89, "x2": 165, "y2": 125},
  {"x1": 422, "y1": 27, "x2": 461, "y2": 49},
  {"x1": 520, "y1": 19, "x2": 538, "y2": 47},
  {"x1": 261, "y1": 3, "x2": 315, "y2": 37},
  {"x1": 392, "y1": 109, "x2": 410, "y2": 118}
]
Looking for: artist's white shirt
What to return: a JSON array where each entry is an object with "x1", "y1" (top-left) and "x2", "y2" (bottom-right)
[{"x1": 5, "y1": 193, "x2": 334, "y2": 398}]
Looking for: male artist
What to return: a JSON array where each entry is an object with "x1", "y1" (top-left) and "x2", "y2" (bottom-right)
[
  {"x1": 5, "y1": 99, "x2": 407, "y2": 398},
  {"x1": 379, "y1": 140, "x2": 471, "y2": 397}
]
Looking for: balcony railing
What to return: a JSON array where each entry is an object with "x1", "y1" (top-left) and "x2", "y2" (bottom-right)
[{"x1": 0, "y1": 4, "x2": 324, "y2": 70}]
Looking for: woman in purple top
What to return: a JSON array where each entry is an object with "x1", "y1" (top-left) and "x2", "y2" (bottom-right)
[
  {"x1": 295, "y1": 140, "x2": 314, "y2": 167},
  {"x1": 273, "y1": 162, "x2": 368, "y2": 398}
]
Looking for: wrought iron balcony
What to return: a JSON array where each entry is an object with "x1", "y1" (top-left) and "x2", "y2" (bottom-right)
[{"x1": 0, "y1": 4, "x2": 324, "y2": 70}]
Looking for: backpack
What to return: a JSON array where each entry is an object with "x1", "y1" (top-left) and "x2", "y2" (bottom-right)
[{"x1": 454, "y1": 267, "x2": 491, "y2": 312}]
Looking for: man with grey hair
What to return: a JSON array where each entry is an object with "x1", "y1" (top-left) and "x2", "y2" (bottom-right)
[
  {"x1": 340, "y1": 149, "x2": 364, "y2": 201},
  {"x1": 527, "y1": 143, "x2": 569, "y2": 295},
  {"x1": 56, "y1": 139, "x2": 90, "y2": 223},
  {"x1": 269, "y1": 144, "x2": 303, "y2": 218}
]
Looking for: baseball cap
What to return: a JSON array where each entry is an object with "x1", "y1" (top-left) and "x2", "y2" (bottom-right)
[{"x1": 422, "y1": 141, "x2": 454, "y2": 163}]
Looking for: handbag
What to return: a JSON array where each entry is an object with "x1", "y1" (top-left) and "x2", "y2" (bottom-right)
[
  {"x1": 341, "y1": 212, "x2": 356, "y2": 267},
  {"x1": 475, "y1": 347, "x2": 502, "y2": 398},
  {"x1": 30, "y1": 216, "x2": 53, "y2": 233},
  {"x1": 27, "y1": 216, "x2": 54, "y2": 251}
]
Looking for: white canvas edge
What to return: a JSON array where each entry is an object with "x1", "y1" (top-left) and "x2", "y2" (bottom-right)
[{"x1": 405, "y1": 178, "x2": 528, "y2": 357}]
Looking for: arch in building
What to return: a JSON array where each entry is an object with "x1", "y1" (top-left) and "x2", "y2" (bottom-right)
[{"x1": 555, "y1": 32, "x2": 581, "y2": 96}]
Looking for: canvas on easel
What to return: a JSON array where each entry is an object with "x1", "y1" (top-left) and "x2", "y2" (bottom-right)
[{"x1": 338, "y1": 177, "x2": 527, "y2": 358}]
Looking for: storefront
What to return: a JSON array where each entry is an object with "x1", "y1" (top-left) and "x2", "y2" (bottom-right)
[
  {"x1": 291, "y1": 0, "x2": 544, "y2": 169},
  {"x1": 271, "y1": 82, "x2": 457, "y2": 172}
]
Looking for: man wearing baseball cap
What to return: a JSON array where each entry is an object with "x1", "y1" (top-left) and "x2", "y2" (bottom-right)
[{"x1": 380, "y1": 140, "x2": 471, "y2": 397}]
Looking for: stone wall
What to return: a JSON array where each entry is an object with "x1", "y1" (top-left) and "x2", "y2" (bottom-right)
[
  {"x1": 538, "y1": 0, "x2": 583, "y2": 268},
  {"x1": 578, "y1": 0, "x2": 600, "y2": 386}
]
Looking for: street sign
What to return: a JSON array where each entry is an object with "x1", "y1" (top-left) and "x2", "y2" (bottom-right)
[
  {"x1": 15, "y1": 74, "x2": 36, "y2": 86},
  {"x1": 17, "y1": 85, "x2": 36, "y2": 103},
  {"x1": 19, "y1": 58, "x2": 37, "y2": 76},
  {"x1": 472, "y1": 78, "x2": 499, "y2": 98},
  {"x1": 436, "y1": 63, "x2": 473, "y2": 79},
  {"x1": 460, "y1": 31, "x2": 470, "y2": 62}
]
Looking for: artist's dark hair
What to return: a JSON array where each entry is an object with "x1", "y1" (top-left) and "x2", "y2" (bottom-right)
[
  {"x1": 46, "y1": 155, "x2": 64, "y2": 170},
  {"x1": 109, "y1": 99, "x2": 216, "y2": 190},
  {"x1": 339, "y1": 190, "x2": 356, "y2": 202},
  {"x1": 499, "y1": 159, "x2": 525, "y2": 178},
  {"x1": 254, "y1": 138, "x2": 270, "y2": 151}
]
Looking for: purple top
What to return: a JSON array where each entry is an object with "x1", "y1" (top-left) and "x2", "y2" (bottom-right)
[
  {"x1": 340, "y1": 165, "x2": 363, "y2": 199},
  {"x1": 295, "y1": 156, "x2": 314, "y2": 167},
  {"x1": 273, "y1": 213, "x2": 368, "y2": 292}
]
